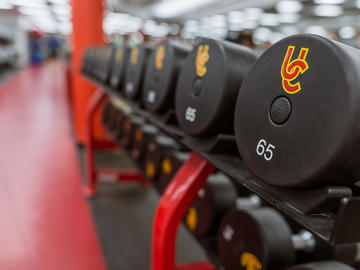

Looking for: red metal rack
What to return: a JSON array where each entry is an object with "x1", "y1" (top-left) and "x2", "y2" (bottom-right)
[
  {"x1": 83, "y1": 89, "x2": 147, "y2": 197},
  {"x1": 151, "y1": 152, "x2": 216, "y2": 270}
]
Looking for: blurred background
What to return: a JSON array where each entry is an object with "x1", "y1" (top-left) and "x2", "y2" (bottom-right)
[{"x1": 1, "y1": 0, "x2": 360, "y2": 70}]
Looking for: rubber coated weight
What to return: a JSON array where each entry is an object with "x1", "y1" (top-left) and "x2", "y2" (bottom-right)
[
  {"x1": 143, "y1": 40, "x2": 191, "y2": 112},
  {"x1": 99, "y1": 46, "x2": 115, "y2": 84},
  {"x1": 144, "y1": 136, "x2": 182, "y2": 181},
  {"x1": 131, "y1": 124, "x2": 159, "y2": 164},
  {"x1": 185, "y1": 173, "x2": 237, "y2": 237},
  {"x1": 235, "y1": 34, "x2": 360, "y2": 188},
  {"x1": 118, "y1": 115, "x2": 144, "y2": 149},
  {"x1": 110, "y1": 46, "x2": 130, "y2": 90},
  {"x1": 175, "y1": 38, "x2": 256, "y2": 136},
  {"x1": 158, "y1": 152, "x2": 190, "y2": 191},
  {"x1": 124, "y1": 44, "x2": 153, "y2": 99},
  {"x1": 218, "y1": 207, "x2": 294, "y2": 270},
  {"x1": 286, "y1": 261, "x2": 356, "y2": 270}
]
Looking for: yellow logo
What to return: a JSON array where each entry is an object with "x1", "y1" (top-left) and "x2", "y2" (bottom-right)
[
  {"x1": 281, "y1": 45, "x2": 309, "y2": 94},
  {"x1": 186, "y1": 207, "x2": 198, "y2": 231},
  {"x1": 155, "y1": 45, "x2": 165, "y2": 70},
  {"x1": 195, "y1": 45, "x2": 210, "y2": 77},
  {"x1": 116, "y1": 48, "x2": 123, "y2": 62},
  {"x1": 135, "y1": 128, "x2": 143, "y2": 142},
  {"x1": 130, "y1": 48, "x2": 139, "y2": 65},
  {"x1": 240, "y1": 252, "x2": 262, "y2": 270},
  {"x1": 161, "y1": 158, "x2": 172, "y2": 175},
  {"x1": 146, "y1": 162, "x2": 155, "y2": 179}
]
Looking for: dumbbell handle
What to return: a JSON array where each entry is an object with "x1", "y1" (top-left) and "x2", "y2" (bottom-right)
[
  {"x1": 236, "y1": 195, "x2": 261, "y2": 210},
  {"x1": 291, "y1": 230, "x2": 315, "y2": 253}
]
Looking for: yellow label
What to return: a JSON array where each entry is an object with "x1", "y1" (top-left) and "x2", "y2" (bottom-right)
[
  {"x1": 135, "y1": 128, "x2": 143, "y2": 142},
  {"x1": 146, "y1": 162, "x2": 155, "y2": 178},
  {"x1": 186, "y1": 207, "x2": 198, "y2": 231},
  {"x1": 130, "y1": 47, "x2": 139, "y2": 65},
  {"x1": 195, "y1": 45, "x2": 210, "y2": 77},
  {"x1": 116, "y1": 48, "x2": 123, "y2": 62},
  {"x1": 281, "y1": 45, "x2": 309, "y2": 94},
  {"x1": 161, "y1": 158, "x2": 172, "y2": 175},
  {"x1": 155, "y1": 45, "x2": 165, "y2": 70},
  {"x1": 123, "y1": 120, "x2": 131, "y2": 132},
  {"x1": 240, "y1": 252, "x2": 262, "y2": 270}
]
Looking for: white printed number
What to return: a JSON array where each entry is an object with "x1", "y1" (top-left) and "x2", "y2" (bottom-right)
[
  {"x1": 147, "y1": 90, "x2": 156, "y2": 103},
  {"x1": 256, "y1": 139, "x2": 275, "y2": 161},
  {"x1": 185, "y1": 107, "x2": 196, "y2": 122}
]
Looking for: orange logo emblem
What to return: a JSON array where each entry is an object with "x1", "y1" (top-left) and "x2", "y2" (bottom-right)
[
  {"x1": 196, "y1": 45, "x2": 210, "y2": 77},
  {"x1": 130, "y1": 48, "x2": 138, "y2": 65},
  {"x1": 155, "y1": 45, "x2": 165, "y2": 70},
  {"x1": 240, "y1": 252, "x2": 262, "y2": 270},
  {"x1": 281, "y1": 46, "x2": 309, "y2": 94}
]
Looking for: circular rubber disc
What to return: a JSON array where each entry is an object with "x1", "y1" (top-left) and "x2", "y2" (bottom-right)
[
  {"x1": 143, "y1": 41, "x2": 189, "y2": 112},
  {"x1": 124, "y1": 45, "x2": 152, "y2": 99},
  {"x1": 175, "y1": 39, "x2": 227, "y2": 136},
  {"x1": 235, "y1": 34, "x2": 355, "y2": 188},
  {"x1": 110, "y1": 47, "x2": 128, "y2": 89},
  {"x1": 218, "y1": 208, "x2": 294, "y2": 270}
]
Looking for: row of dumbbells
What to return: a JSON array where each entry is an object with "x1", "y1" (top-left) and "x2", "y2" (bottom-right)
[
  {"x1": 101, "y1": 101, "x2": 360, "y2": 270},
  {"x1": 83, "y1": 34, "x2": 360, "y2": 190}
]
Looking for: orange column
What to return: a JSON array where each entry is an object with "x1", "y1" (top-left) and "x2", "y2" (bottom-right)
[{"x1": 70, "y1": 0, "x2": 107, "y2": 144}]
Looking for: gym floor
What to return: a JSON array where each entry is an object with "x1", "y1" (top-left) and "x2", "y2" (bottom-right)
[{"x1": 0, "y1": 60, "x2": 205, "y2": 269}]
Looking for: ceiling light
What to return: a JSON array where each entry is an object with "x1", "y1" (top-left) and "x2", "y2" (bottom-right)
[
  {"x1": 18, "y1": 6, "x2": 52, "y2": 17},
  {"x1": 338, "y1": 26, "x2": 357, "y2": 39},
  {"x1": 260, "y1": 13, "x2": 279, "y2": 27},
  {"x1": 276, "y1": 1, "x2": 303, "y2": 13},
  {"x1": 279, "y1": 13, "x2": 300, "y2": 23},
  {"x1": 313, "y1": 4, "x2": 343, "y2": 16},
  {"x1": 305, "y1": 25, "x2": 328, "y2": 37},
  {"x1": 313, "y1": 0, "x2": 346, "y2": 4},
  {"x1": 11, "y1": 0, "x2": 46, "y2": 6},
  {"x1": 0, "y1": 0, "x2": 13, "y2": 9}
]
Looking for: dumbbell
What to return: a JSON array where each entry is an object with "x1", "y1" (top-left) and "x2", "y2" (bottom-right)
[
  {"x1": 234, "y1": 34, "x2": 360, "y2": 188},
  {"x1": 287, "y1": 261, "x2": 356, "y2": 270},
  {"x1": 158, "y1": 152, "x2": 190, "y2": 191},
  {"x1": 175, "y1": 38, "x2": 256, "y2": 137},
  {"x1": 144, "y1": 135, "x2": 183, "y2": 182},
  {"x1": 99, "y1": 46, "x2": 115, "y2": 84},
  {"x1": 110, "y1": 46, "x2": 130, "y2": 90},
  {"x1": 118, "y1": 115, "x2": 145, "y2": 150},
  {"x1": 218, "y1": 207, "x2": 360, "y2": 270},
  {"x1": 131, "y1": 124, "x2": 159, "y2": 164},
  {"x1": 142, "y1": 40, "x2": 192, "y2": 112},
  {"x1": 184, "y1": 173, "x2": 237, "y2": 237},
  {"x1": 123, "y1": 44, "x2": 153, "y2": 99}
]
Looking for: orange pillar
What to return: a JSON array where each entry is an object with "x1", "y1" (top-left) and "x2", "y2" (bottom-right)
[{"x1": 71, "y1": 0, "x2": 107, "y2": 144}]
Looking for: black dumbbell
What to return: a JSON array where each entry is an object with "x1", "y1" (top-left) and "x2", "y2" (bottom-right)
[
  {"x1": 143, "y1": 40, "x2": 192, "y2": 113},
  {"x1": 184, "y1": 173, "x2": 237, "y2": 237},
  {"x1": 158, "y1": 152, "x2": 190, "y2": 191},
  {"x1": 286, "y1": 261, "x2": 356, "y2": 270},
  {"x1": 99, "y1": 46, "x2": 115, "y2": 84},
  {"x1": 234, "y1": 34, "x2": 360, "y2": 188},
  {"x1": 144, "y1": 135, "x2": 183, "y2": 181},
  {"x1": 218, "y1": 208, "x2": 314, "y2": 270},
  {"x1": 118, "y1": 115, "x2": 145, "y2": 150},
  {"x1": 175, "y1": 38, "x2": 256, "y2": 137},
  {"x1": 110, "y1": 46, "x2": 130, "y2": 90},
  {"x1": 123, "y1": 44, "x2": 153, "y2": 99},
  {"x1": 131, "y1": 124, "x2": 159, "y2": 164}
]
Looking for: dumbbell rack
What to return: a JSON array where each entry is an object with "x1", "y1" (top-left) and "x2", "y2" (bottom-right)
[{"x1": 83, "y1": 74, "x2": 360, "y2": 269}]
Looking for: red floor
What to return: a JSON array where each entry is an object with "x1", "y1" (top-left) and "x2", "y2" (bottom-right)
[{"x1": 0, "y1": 61, "x2": 106, "y2": 270}]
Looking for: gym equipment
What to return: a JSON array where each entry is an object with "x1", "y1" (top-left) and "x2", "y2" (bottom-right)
[
  {"x1": 234, "y1": 34, "x2": 360, "y2": 188},
  {"x1": 158, "y1": 152, "x2": 189, "y2": 191},
  {"x1": 218, "y1": 208, "x2": 313, "y2": 270},
  {"x1": 286, "y1": 261, "x2": 356, "y2": 270},
  {"x1": 118, "y1": 115, "x2": 145, "y2": 149},
  {"x1": 175, "y1": 38, "x2": 256, "y2": 137},
  {"x1": 184, "y1": 173, "x2": 237, "y2": 237},
  {"x1": 110, "y1": 46, "x2": 130, "y2": 90},
  {"x1": 144, "y1": 135, "x2": 183, "y2": 181},
  {"x1": 131, "y1": 124, "x2": 159, "y2": 164},
  {"x1": 123, "y1": 44, "x2": 153, "y2": 99},
  {"x1": 143, "y1": 40, "x2": 191, "y2": 112},
  {"x1": 98, "y1": 46, "x2": 115, "y2": 84}
]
